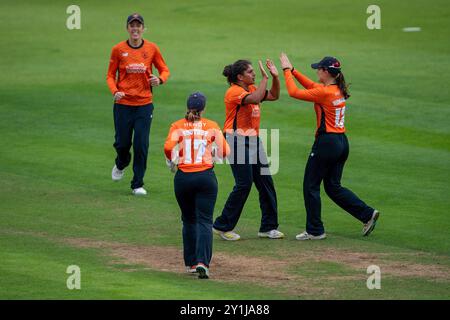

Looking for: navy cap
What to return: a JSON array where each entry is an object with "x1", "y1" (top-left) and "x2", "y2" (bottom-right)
[
  {"x1": 187, "y1": 92, "x2": 206, "y2": 111},
  {"x1": 311, "y1": 56, "x2": 341, "y2": 74},
  {"x1": 127, "y1": 13, "x2": 144, "y2": 25}
]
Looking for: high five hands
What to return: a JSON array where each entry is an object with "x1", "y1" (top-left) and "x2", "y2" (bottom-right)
[
  {"x1": 258, "y1": 59, "x2": 279, "y2": 79},
  {"x1": 258, "y1": 60, "x2": 269, "y2": 79},
  {"x1": 266, "y1": 59, "x2": 279, "y2": 77},
  {"x1": 280, "y1": 52, "x2": 293, "y2": 71}
]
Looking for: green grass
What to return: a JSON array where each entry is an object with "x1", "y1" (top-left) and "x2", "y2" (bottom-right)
[
  {"x1": 0, "y1": 0, "x2": 449, "y2": 299},
  {"x1": 0, "y1": 233, "x2": 282, "y2": 299}
]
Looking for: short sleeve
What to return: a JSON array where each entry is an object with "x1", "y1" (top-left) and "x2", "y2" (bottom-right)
[{"x1": 225, "y1": 86, "x2": 250, "y2": 106}]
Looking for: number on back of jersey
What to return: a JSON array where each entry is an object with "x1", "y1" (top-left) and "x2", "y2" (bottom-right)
[
  {"x1": 335, "y1": 107, "x2": 345, "y2": 128},
  {"x1": 184, "y1": 138, "x2": 207, "y2": 164}
]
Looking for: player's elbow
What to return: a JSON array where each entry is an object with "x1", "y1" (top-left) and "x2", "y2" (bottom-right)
[
  {"x1": 271, "y1": 91, "x2": 280, "y2": 100},
  {"x1": 163, "y1": 143, "x2": 173, "y2": 159},
  {"x1": 163, "y1": 148, "x2": 171, "y2": 159},
  {"x1": 106, "y1": 75, "x2": 115, "y2": 85},
  {"x1": 286, "y1": 88, "x2": 297, "y2": 98}
]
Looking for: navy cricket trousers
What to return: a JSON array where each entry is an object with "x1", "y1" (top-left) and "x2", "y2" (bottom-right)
[
  {"x1": 213, "y1": 134, "x2": 279, "y2": 233},
  {"x1": 113, "y1": 103, "x2": 153, "y2": 189},
  {"x1": 174, "y1": 168, "x2": 218, "y2": 268},
  {"x1": 304, "y1": 133, "x2": 374, "y2": 235}
]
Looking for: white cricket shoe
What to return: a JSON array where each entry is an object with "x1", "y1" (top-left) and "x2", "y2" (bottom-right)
[
  {"x1": 132, "y1": 187, "x2": 147, "y2": 196},
  {"x1": 196, "y1": 263, "x2": 209, "y2": 279},
  {"x1": 258, "y1": 229, "x2": 285, "y2": 239},
  {"x1": 186, "y1": 266, "x2": 197, "y2": 274},
  {"x1": 213, "y1": 228, "x2": 241, "y2": 241},
  {"x1": 295, "y1": 231, "x2": 327, "y2": 241},
  {"x1": 362, "y1": 210, "x2": 380, "y2": 236},
  {"x1": 111, "y1": 165, "x2": 124, "y2": 181}
]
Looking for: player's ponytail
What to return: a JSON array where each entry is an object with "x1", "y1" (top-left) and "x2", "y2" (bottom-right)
[
  {"x1": 223, "y1": 64, "x2": 233, "y2": 83},
  {"x1": 335, "y1": 72, "x2": 350, "y2": 99},
  {"x1": 223, "y1": 59, "x2": 251, "y2": 85},
  {"x1": 185, "y1": 109, "x2": 201, "y2": 122}
]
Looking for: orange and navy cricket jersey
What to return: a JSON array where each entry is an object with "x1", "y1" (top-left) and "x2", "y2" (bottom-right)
[
  {"x1": 106, "y1": 40, "x2": 170, "y2": 106},
  {"x1": 283, "y1": 69, "x2": 346, "y2": 136},
  {"x1": 223, "y1": 84, "x2": 261, "y2": 136},
  {"x1": 164, "y1": 118, "x2": 230, "y2": 173}
]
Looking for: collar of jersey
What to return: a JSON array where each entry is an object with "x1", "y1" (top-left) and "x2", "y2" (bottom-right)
[{"x1": 126, "y1": 39, "x2": 145, "y2": 49}]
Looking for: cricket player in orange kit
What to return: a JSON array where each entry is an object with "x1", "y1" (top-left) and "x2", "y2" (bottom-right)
[
  {"x1": 280, "y1": 53, "x2": 380, "y2": 240},
  {"x1": 107, "y1": 13, "x2": 170, "y2": 195},
  {"x1": 164, "y1": 92, "x2": 230, "y2": 279},
  {"x1": 212, "y1": 59, "x2": 285, "y2": 241}
]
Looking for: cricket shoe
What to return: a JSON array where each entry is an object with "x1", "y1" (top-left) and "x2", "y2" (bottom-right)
[
  {"x1": 186, "y1": 266, "x2": 197, "y2": 274},
  {"x1": 213, "y1": 228, "x2": 240, "y2": 241},
  {"x1": 362, "y1": 210, "x2": 380, "y2": 236},
  {"x1": 295, "y1": 231, "x2": 327, "y2": 241},
  {"x1": 258, "y1": 229, "x2": 285, "y2": 239},
  {"x1": 196, "y1": 263, "x2": 209, "y2": 279},
  {"x1": 132, "y1": 187, "x2": 147, "y2": 196},
  {"x1": 112, "y1": 165, "x2": 124, "y2": 181}
]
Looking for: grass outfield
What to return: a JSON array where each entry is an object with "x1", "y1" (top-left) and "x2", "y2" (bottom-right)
[{"x1": 0, "y1": 0, "x2": 449, "y2": 299}]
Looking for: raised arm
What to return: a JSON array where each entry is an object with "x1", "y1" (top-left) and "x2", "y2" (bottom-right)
[
  {"x1": 241, "y1": 60, "x2": 269, "y2": 105},
  {"x1": 280, "y1": 52, "x2": 319, "y2": 89},
  {"x1": 264, "y1": 59, "x2": 280, "y2": 101},
  {"x1": 283, "y1": 69, "x2": 324, "y2": 103},
  {"x1": 292, "y1": 69, "x2": 319, "y2": 89}
]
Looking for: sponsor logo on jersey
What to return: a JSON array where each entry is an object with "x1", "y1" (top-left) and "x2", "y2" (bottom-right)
[
  {"x1": 332, "y1": 97, "x2": 346, "y2": 106},
  {"x1": 126, "y1": 63, "x2": 147, "y2": 73}
]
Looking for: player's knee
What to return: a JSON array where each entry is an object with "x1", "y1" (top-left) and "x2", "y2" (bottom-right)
[
  {"x1": 133, "y1": 141, "x2": 149, "y2": 153},
  {"x1": 114, "y1": 144, "x2": 132, "y2": 152},
  {"x1": 235, "y1": 180, "x2": 252, "y2": 193},
  {"x1": 181, "y1": 215, "x2": 196, "y2": 224},
  {"x1": 197, "y1": 216, "x2": 213, "y2": 227},
  {"x1": 303, "y1": 179, "x2": 320, "y2": 192},
  {"x1": 324, "y1": 182, "x2": 341, "y2": 196}
]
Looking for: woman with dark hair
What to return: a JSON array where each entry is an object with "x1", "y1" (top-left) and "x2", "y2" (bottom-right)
[
  {"x1": 280, "y1": 53, "x2": 380, "y2": 240},
  {"x1": 164, "y1": 92, "x2": 230, "y2": 279},
  {"x1": 107, "y1": 13, "x2": 170, "y2": 195},
  {"x1": 212, "y1": 59, "x2": 284, "y2": 241}
]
